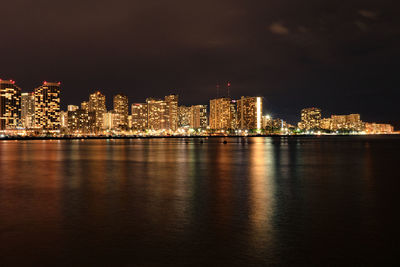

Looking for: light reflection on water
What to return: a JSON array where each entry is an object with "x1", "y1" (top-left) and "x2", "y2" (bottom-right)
[{"x1": 0, "y1": 137, "x2": 399, "y2": 266}]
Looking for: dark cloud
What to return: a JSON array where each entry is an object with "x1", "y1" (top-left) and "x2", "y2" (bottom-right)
[
  {"x1": 269, "y1": 22, "x2": 290, "y2": 35},
  {"x1": 0, "y1": 0, "x2": 399, "y2": 125}
]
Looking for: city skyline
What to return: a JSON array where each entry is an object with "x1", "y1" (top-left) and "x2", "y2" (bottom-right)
[
  {"x1": 1, "y1": 0, "x2": 398, "y2": 127},
  {"x1": 1, "y1": 78, "x2": 398, "y2": 129},
  {"x1": 0, "y1": 78, "x2": 395, "y2": 135}
]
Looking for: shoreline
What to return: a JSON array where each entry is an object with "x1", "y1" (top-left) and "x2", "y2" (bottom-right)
[{"x1": 0, "y1": 134, "x2": 399, "y2": 141}]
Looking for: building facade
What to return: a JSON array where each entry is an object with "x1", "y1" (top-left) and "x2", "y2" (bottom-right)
[
  {"x1": 0, "y1": 79, "x2": 21, "y2": 130},
  {"x1": 237, "y1": 96, "x2": 262, "y2": 130},
  {"x1": 190, "y1": 105, "x2": 207, "y2": 129},
  {"x1": 34, "y1": 81, "x2": 61, "y2": 130},
  {"x1": 178, "y1": 106, "x2": 191, "y2": 128},
  {"x1": 209, "y1": 98, "x2": 233, "y2": 130},
  {"x1": 113, "y1": 93, "x2": 129, "y2": 130},
  {"x1": 165, "y1": 94, "x2": 179, "y2": 131},
  {"x1": 131, "y1": 103, "x2": 148, "y2": 131},
  {"x1": 21, "y1": 92, "x2": 35, "y2": 129},
  {"x1": 88, "y1": 91, "x2": 106, "y2": 131},
  {"x1": 298, "y1": 107, "x2": 322, "y2": 131}
]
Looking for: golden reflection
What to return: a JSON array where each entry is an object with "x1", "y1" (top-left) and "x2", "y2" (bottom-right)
[{"x1": 248, "y1": 137, "x2": 275, "y2": 247}]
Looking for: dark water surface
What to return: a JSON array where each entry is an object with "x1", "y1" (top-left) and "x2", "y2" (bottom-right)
[{"x1": 0, "y1": 136, "x2": 399, "y2": 266}]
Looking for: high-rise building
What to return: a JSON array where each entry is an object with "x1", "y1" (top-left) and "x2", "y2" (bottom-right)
[
  {"x1": 60, "y1": 111, "x2": 68, "y2": 128},
  {"x1": 68, "y1": 105, "x2": 79, "y2": 112},
  {"x1": 81, "y1": 101, "x2": 89, "y2": 112},
  {"x1": 330, "y1": 114, "x2": 363, "y2": 131},
  {"x1": 298, "y1": 107, "x2": 322, "y2": 131},
  {"x1": 178, "y1": 106, "x2": 191, "y2": 127},
  {"x1": 68, "y1": 109, "x2": 96, "y2": 133},
  {"x1": 34, "y1": 81, "x2": 61, "y2": 130},
  {"x1": 237, "y1": 96, "x2": 263, "y2": 130},
  {"x1": 190, "y1": 105, "x2": 207, "y2": 129},
  {"x1": 89, "y1": 91, "x2": 106, "y2": 131},
  {"x1": 103, "y1": 111, "x2": 118, "y2": 130},
  {"x1": 209, "y1": 98, "x2": 236, "y2": 130},
  {"x1": 0, "y1": 79, "x2": 21, "y2": 130},
  {"x1": 113, "y1": 93, "x2": 129, "y2": 130},
  {"x1": 365, "y1": 123, "x2": 394, "y2": 134},
  {"x1": 131, "y1": 103, "x2": 148, "y2": 131},
  {"x1": 21, "y1": 92, "x2": 35, "y2": 129},
  {"x1": 165, "y1": 94, "x2": 179, "y2": 131},
  {"x1": 147, "y1": 98, "x2": 168, "y2": 130}
]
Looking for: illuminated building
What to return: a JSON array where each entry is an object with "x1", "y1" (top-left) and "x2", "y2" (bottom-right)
[
  {"x1": 147, "y1": 98, "x2": 168, "y2": 130},
  {"x1": 68, "y1": 108, "x2": 96, "y2": 133},
  {"x1": 190, "y1": 105, "x2": 207, "y2": 129},
  {"x1": 237, "y1": 96, "x2": 263, "y2": 130},
  {"x1": 262, "y1": 115, "x2": 272, "y2": 129},
  {"x1": 320, "y1": 118, "x2": 332, "y2": 130},
  {"x1": 103, "y1": 111, "x2": 118, "y2": 130},
  {"x1": 21, "y1": 92, "x2": 35, "y2": 129},
  {"x1": 113, "y1": 93, "x2": 129, "y2": 130},
  {"x1": 365, "y1": 123, "x2": 394, "y2": 134},
  {"x1": 68, "y1": 105, "x2": 79, "y2": 112},
  {"x1": 210, "y1": 97, "x2": 236, "y2": 130},
  {"x1": 0, "y1": 79, "x2": 21, "y2": 130},
  {"x1": 81, "y1": 101, "x2": 89, "y2": 112},
  {"x1": 298, "y1": 107, "x2": 321, "y2": 131},
  {"x1": 131, "y1": 103, "x2": 148, "y2": 130},
  {"x1": 88, "y1": 91, "x2": 106, "y2": 130},
  {"x1": 178, "y1": 106, "x2": 191, "y2": 127},
  {"x1": 330, "y1": 114, "x2": 363, "y2": 131},
  {"x1": 60, "y1": 111, "x2": 68, "y2": 128},
  {"x1": 34, "y1": 81, "x2": 61, "y2": 130},
  {"x1": 165, "y1": 94, "x2": 179, "y2": 131}
]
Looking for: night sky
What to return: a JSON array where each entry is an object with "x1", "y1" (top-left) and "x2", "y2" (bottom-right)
[{"x1": 1, "y1": 0, "x2": 399, "y2": 126}]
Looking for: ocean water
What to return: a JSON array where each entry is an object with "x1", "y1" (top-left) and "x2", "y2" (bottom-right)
[{"x1": 0, "y1": 136, "x2": 399, "y2": 266}]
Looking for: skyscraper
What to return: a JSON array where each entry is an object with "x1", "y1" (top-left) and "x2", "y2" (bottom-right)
[
  {"x1": 209, "y1": 98, "x2": 235, "y2": 130},
  {"x1": 190, "y1": 105, "x2": 207, "y2": 129},
  {"x1": 113, "y1": 93, "x2": 129, "y2": 130},
  {"x1": 0, "y1": 79, "x2": 21, "y2": 130},
  {"x1": 178, "y1": 106, "x2": 191, "y2": 128},
  {"x1": 298, "y1": 107, "x2": 322, "y2": 131},
  {"x1": 237, "y1": 96, "x2": 263, "y2": 130},
  {"x1": 21, "y1": 92, "x2": 35, "y2": 129},
  {"x1": 88, "y1": 91, "x2": 106, "y2": 131},
  {"x1": 147, "y1": 98, "x2": 168, "y2": 130},
  {"x1": 165, "y1": 94, "x2": 179, "y2": 131},
  {"x1": 34, "y1": 81, "x2": 61, "y2": 130},
  {"x1": 131, "y1": 103, "x2": 148, "y2": 131}
]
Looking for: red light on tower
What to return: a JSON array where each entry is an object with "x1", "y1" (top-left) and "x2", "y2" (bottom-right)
[{"x1": 44, "y1": 81, "x2": 47, "y2": 85}]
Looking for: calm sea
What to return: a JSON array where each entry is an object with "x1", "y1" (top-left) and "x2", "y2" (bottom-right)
[{"x1": 0, "y1": 136, "x2": 399, "y2": 266}]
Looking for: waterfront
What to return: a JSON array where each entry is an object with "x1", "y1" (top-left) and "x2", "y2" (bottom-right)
[{"x1": 0, "y1": 136, "x2": 399, "y2": 265}]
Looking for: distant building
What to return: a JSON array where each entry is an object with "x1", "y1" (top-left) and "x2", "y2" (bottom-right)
[
  {"x1": 330, "y1": 114, "x2": 363, "y2": 132},
  {"x1": 178, "y1": 106, "x2": 191, "y2": 127},
  {"x1": 68, "y1": 109, "x2": 96, "y2": 133},
  {"x1": 68, "y1": 105, "x2": 79, "y2": 112},
  {"x1": 113, "y1": 93, "x2": 129, "y2": 130},
  {"x1": 81, "y1": 101, "x2": 89, "y2": 112},
  {"x1": 237, "y1": 96, "x2": 262, "y2": 130},
  {"x1": 103, "y1": 111, "x2": 118, "y2": 131},
  {"x1": 298, "y1": 107, "x2": 322, "y2": 131},
  {"x1": 165, "y1": 94, "x2": 179, "y2": 131},
  {"x1": 365, "y1": 123, "x2": 394, "y2": 134},
  {"x1": 89, "y1": 91, "x2": 106, "y2": 131},
  {"x1": 34, "y1": 81, "x2": 61, "y2": 130},
  {"x1": 131, "y1": 103, "x2": 148, "y2": 131},
  {"x1": 0, "y1": 79, "x2": 21, "y2": 130},
  {"x1": 209, "y1": 97, "x2": 237, "y2": 130},
  {"x1": 21, "y1": 92, "x2": 35, "y2": 129},
  {"x1": 60, "y1": 111, "x2": 68, "y2": 128},
  {"x1": 190, "y1": 105, "x2": 207, "y2": 129},
  {"x1": 147, "y1": 98, "x2": 168, "y2": 130}
]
